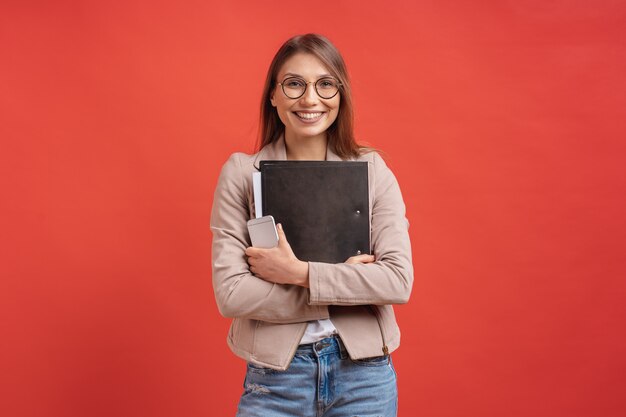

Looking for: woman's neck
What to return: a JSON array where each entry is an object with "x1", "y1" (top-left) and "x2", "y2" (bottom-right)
[{"x1": 284, "y1": 132, "x2": 328, "y2": 161}]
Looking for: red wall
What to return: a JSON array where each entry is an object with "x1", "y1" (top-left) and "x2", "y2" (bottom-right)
[{"x1": 2, "y1": 1, "x2": 625, "y2": 416}]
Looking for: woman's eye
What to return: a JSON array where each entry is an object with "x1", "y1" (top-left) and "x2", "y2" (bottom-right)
[
  {"x1": 285, "y1": 79, "x2": 305, "y2": 88},
  {"x1": 318, "y1": 79, "x2": 336, "y2": 88}
]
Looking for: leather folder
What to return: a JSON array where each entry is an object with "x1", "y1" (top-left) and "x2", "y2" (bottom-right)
[{"x1": 260, "y1": 160, "x2": 370, "y2": 264}]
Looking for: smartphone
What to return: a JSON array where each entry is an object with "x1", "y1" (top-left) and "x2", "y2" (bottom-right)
[{"x1": 247, "y1": 215, "x2": 279, "y2": 248}]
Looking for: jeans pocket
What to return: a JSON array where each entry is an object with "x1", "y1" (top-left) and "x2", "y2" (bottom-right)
[
  {"x1": 350, "y1": 354, "x2": 389, "y2": 367},
  {"x1": 247, "y1": 362, "x2": 278, "y2": 375}
]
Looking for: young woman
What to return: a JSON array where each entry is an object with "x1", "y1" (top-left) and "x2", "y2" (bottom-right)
[{"x1": 211, "y1": 33, "x2": 413, "y2": 417}]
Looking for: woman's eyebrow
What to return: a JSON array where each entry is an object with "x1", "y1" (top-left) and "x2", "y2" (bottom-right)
[{"x1": 283, "y1": 72, "x2": 333, "y2": 78}]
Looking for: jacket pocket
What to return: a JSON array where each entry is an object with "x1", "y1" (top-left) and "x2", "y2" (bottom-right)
[{"x1": 232, "y1": 317, "x2": 242, "y2": 340}]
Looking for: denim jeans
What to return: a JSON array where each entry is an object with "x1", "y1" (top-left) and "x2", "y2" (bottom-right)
[{"x1": 236, "y1": 335, "x2": 398, "y2": 417}]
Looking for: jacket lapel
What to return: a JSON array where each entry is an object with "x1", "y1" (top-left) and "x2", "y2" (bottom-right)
[
  {"x1": 325, "y1": 143, "x2": 343, "y2": 161},
  {"x1": 253, "y1": 135, "x2": 287, "y2": 170}
]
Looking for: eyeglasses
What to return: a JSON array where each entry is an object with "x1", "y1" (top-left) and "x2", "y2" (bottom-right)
[{"x1": 277, "y1": 76, "x2": 342, "y2": 100}]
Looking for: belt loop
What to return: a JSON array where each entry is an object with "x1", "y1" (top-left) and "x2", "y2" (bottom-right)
[{"x1": 335, "y1": 335, "x2": 348, "y2": 359}]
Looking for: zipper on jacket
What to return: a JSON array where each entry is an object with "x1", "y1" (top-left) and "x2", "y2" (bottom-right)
[{"x1": 368, "y1": 305, "x2": 390, "y2": 363}]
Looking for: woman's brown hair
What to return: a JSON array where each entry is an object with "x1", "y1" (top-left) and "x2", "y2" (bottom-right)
[{"x1": 257, "y1": 34, "x2": 362, "y2": 159}]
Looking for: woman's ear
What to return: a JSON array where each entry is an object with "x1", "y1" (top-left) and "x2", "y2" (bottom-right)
[{"x1": 270, "y1": 91, "x2": 276, "y2": 107}]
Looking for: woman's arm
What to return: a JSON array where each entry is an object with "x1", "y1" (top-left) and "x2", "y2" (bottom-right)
[
  {"x1": 307, "y1": 152, "x2": 413, "y2": 305},
  {"x1": 247, "y1": 152, "x2": 414, "y2": 306},
  {"x1": 211, "y1": 153, "x2": 330, "y2": 323}
]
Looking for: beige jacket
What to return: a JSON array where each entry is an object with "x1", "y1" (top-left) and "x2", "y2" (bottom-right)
[{"x1": 210, "y1": 136, "x2": 413, "y2": 370}]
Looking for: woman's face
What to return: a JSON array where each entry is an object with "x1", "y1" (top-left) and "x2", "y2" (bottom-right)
[{"x1": 271, "y1": 53, "x2": 341, "y2": 144}]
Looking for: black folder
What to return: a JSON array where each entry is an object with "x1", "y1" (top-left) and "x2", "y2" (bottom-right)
[{"x1": 260, "y1": 160, "x2": 370, "y2": 264}]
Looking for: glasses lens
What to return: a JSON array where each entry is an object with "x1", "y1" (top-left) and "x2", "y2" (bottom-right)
[
  {"x1": 281, "y1": 77, "x2": 306, "y2": 99},
  {"x1": 315, "y1": 78, "x2": 340, "y2": 99}
]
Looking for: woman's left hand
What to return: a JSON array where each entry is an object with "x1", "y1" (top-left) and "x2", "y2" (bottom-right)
[{"x1": 245, "y1": 223, "x2": 309, "y2": 287}]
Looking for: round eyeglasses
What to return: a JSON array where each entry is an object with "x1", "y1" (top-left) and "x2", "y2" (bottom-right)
[{"x1": 277, "y1": 76, "x2": 342, "y2": 100}]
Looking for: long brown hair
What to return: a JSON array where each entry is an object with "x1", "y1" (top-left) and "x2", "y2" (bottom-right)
[{"x1": 257, "y1": 34, "x2": 362, "y2": 159}]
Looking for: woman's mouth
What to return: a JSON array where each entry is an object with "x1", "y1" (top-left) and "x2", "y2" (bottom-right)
[{"x1": 294, "y1": 111, "x2": 325, "y2": 123}]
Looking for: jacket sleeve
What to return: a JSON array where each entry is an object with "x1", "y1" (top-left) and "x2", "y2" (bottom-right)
[
  {"x1": 307, "y1": 152, "x2": 414, "y2": 305},
  {"x1": 210, "y1": 153, "x2": 330, "y2": 323}
]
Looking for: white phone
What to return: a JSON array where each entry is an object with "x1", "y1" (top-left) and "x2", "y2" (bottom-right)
[{"x1": 247, "y1": 215, "x2": 279, "y2": 248}]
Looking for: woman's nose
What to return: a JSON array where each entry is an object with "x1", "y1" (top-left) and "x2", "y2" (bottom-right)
[{"x1": 299, "y1": 83, "x2": 318, "y2": 105}]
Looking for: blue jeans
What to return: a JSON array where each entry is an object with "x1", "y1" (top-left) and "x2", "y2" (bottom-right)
[{"x1": 236, "y1": 335, "x2": 398, "y2": 417}]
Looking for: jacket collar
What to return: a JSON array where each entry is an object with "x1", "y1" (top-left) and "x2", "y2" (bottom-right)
[{"x1": 253, "y1": 134, "x2": 342, "y2": 170}]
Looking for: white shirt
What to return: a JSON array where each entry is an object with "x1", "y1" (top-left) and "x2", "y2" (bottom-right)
[{"x1": 299, "y1": 318, "x2": 337, "y2": 344}]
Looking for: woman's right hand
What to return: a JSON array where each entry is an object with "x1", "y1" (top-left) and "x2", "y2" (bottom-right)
[{"x1": 344, "y1": 254, "x2": 376, "y2": 265}]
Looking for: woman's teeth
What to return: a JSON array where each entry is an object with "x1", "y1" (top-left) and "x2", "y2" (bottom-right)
[{"x1": 295, "y1": 112, "x2": 323, "y2": 120}]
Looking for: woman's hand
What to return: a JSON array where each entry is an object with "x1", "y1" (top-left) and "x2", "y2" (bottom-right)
[
  {"x1": 245, "y1": 223, "x2": 309, "y2": 287},
  {"x1": 344, "y1": 254, "x2": 376, "y2": 265}
]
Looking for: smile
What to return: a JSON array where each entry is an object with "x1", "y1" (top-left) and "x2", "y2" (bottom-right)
[{"x1": 294, "y1": 112, "x2": 325, "y2": 122}]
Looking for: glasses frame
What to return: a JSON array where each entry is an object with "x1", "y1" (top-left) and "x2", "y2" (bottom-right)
[{"x1": 277, "y1": 76, "x2": 342, "y2": 100}]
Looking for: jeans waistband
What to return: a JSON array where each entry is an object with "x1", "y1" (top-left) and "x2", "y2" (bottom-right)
[{"x1": 296, "y1": 334, "x2": 348, "y2": 358}]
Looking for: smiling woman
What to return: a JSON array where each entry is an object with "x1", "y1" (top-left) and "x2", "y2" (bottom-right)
[
  {"x1": 258, "y1": 34, "x2": 360, "y2": 160},
  {"x1": 210, "y1": 33, "x2": 413, "y2": 417},
  {"x1": 270, "y1": 53, "x2": 341, "y2": 159}
]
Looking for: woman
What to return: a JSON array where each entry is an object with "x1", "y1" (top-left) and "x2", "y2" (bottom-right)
[{"x1": 211, "y1": 33, "x2": 413, "y2": 417}]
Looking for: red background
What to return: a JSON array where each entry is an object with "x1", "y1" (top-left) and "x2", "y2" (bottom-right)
[{"x1": 2, "y1": 1, "x2": 625, "y2": 416}]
